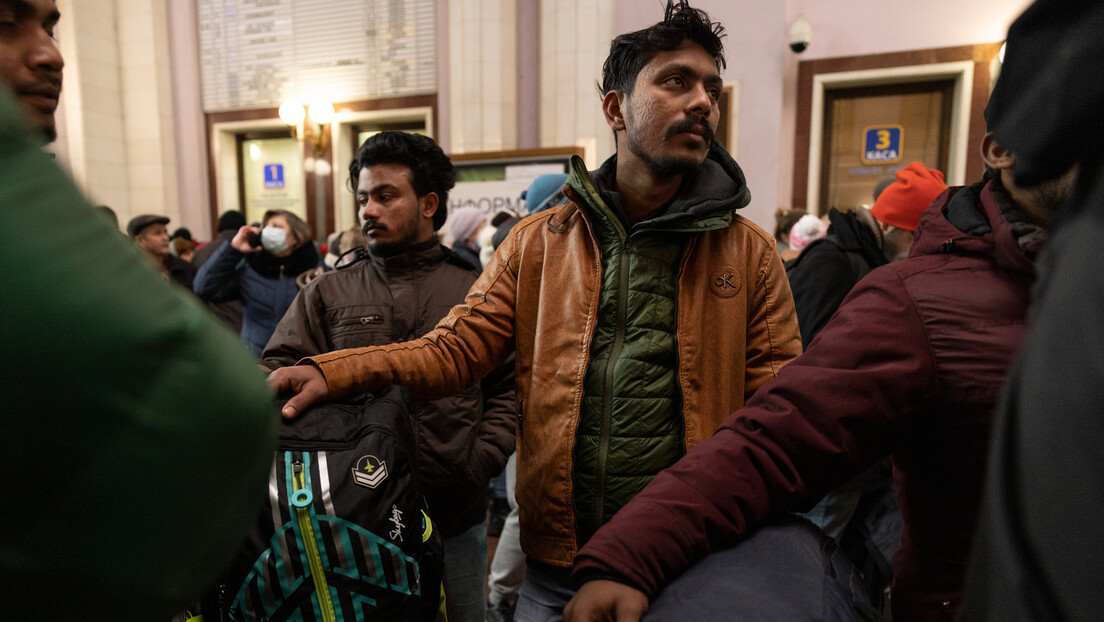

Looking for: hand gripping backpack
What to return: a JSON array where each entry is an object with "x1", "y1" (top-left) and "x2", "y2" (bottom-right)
[{"x1": 208, "y1": 385, "x2": 444, "y2": 622}]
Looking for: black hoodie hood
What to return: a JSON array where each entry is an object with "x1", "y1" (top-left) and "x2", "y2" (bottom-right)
[{"x1": 566, "y1": 140, "x2": 751, "y2": 235}]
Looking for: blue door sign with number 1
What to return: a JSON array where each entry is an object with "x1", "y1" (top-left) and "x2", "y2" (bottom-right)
[{"x1": 264, "y1": 164, "x2": 285, "y2": 190}]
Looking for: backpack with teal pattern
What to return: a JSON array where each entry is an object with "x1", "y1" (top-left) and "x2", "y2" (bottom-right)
[{"x1": 208, "y1": 385, "x2": 443, "y2": 621}]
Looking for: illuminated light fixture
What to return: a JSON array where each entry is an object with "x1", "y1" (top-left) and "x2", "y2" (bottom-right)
[
  {"x1": 308, "y1": 100, "x2": 334, "y2": 125},
  {"x1": 279, "y1": 98, "x2": 334, "y2": 156},
  {"x1": 999, "y1": 42, "x2": 1006, "y2": 63},
  {"x1": 278, "y1": 99, "x2": 305, "y2": 138},
  {"x1": 307, "y1": 100, "x2": 335, "y2": 156}
]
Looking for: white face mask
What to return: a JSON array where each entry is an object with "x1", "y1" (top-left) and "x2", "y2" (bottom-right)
[{"x1": 260, "y1": 226, "x2": 290, "y2": 254}]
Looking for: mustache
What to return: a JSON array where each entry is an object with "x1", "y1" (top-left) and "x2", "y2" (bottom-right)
[
  {"x1": 19, "y1": 73, "x2": 62, "y2": 94},
  {"x1": 666, "y1": 117, "x2": 713, "y2": 143},
  {"x1": 361, "y1": 220, "x2": 387, "y2": 236}
]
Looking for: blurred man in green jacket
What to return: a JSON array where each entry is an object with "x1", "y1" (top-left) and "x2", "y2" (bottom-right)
[{"x1": 0, "y1": 2, "x2": 277, "y2": 619}]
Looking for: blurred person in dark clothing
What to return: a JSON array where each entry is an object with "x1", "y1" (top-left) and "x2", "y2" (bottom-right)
[
  {"x1": 193, "y1": 208, "x2": 321, "y2": 356},
  {"x1": 193, "y1": 210, "x2": 246, "y2": 333},
  {"x1": 0, "y1": 3, "x2": 277, "y2": 617},
  {"x1": 963, "y1": 1, "x2": 1104, "y2": 619},
  {"x1": 128, "y1": 213, "x2": 198, "y2": 290}
]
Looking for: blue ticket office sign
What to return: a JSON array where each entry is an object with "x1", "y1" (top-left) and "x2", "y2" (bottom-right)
[
  {"x1": 862, "y1": 125, "x2": 903, "y2": 164},
  {"x1": 264, "y1": 163, "x2": 285, "y2": 190}
]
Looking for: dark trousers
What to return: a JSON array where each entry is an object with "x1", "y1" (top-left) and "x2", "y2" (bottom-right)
[{"x1": 516, "y1": 516, "x2": 876, "y2": 621}]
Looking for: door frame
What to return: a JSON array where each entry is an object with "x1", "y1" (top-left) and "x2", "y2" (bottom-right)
[
  {"x1": 793, "y1": 44, "x2": 1002, "y2": 215},
  {"x1": 809, "y1": 61, "x2": 972, "y2": 216},
  {"x1": 205, "y1": 95, "x2": 437, "y2": 240}
]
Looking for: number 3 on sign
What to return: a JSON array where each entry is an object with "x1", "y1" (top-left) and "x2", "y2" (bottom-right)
[{"x1": 862, "y1": 125, "x2": 903, "y2": 164}]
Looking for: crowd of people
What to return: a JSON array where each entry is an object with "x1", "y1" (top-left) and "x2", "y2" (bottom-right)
[{"x1": 3, "y1": 0, "x2": 1101, "y2": 620}]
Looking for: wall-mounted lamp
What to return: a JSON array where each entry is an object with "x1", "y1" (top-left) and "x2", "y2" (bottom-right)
[
  {"x1": 307, "y1": 100, "x2": 334, "y2": 156},
  {"x1": 279, "y1": 98, "x2": 334, "y2": 156},
  {"x1": 278, "y1": 99, "x2": 305, "y2": 138}
]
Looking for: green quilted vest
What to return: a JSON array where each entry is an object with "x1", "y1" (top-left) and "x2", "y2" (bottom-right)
[{"x1": 568, "y1": 154, "x2": 737, "y2": 542}]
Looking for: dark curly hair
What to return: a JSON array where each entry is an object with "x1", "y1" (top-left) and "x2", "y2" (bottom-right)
[
  {"x1": 348, "y1": 131, "x2": 456, "y2": 231},
  {"x1": 600, "y1": 0, "x2": 726, "y2": 97}
]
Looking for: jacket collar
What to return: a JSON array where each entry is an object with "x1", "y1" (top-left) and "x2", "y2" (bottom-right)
[
  {"x1": 911, "y1": 178, "x2": 1043, "y2": 276},
  {"x1": 564, "y1": 141, "x2": 749, "y2": 236},
  {"x1": 369, "y1": 237, "x2": 448, "y2": 274}
]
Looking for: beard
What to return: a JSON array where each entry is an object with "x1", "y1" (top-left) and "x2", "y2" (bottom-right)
[
  {"x1": 362, "y1": 217, "x2": 422, "y2": 258},
  {"x1": 1028, "y1": 174, "x2": 1076, "y2": 227},
  {"x1": 624, "y1": 114, "x2": 714, "y2": 177},
  {"x1": 881, "y1": 227, "x2": 914, "y2": 262}
]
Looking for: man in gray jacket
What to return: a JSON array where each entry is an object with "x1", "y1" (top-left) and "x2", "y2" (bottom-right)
[{"x1": 262, "y1": 131, "x2": 516, "y2": 622}]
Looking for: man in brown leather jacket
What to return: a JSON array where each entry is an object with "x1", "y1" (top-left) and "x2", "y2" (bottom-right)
[
  {"x1": 262, "y1": 131, "x2": 516, "y2": 622},
  {"x1": 269, "y1": 2, "x2": 801, "y2": 618}
]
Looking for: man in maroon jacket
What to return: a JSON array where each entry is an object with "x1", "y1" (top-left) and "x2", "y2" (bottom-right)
[{"x1": 565, "y1": 94, "x2": 1078, "y2": 622}]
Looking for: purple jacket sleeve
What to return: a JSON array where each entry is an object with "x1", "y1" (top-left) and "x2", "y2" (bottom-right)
[{"x1": 572, "y1": 265, "x2": 938, "y2": 596}]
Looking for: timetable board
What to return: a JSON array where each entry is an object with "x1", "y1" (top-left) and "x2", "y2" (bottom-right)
[{"x1": 197, "y1": 0, "x2": 436, "y2": 112}]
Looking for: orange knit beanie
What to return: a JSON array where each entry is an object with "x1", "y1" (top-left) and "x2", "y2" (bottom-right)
[{"x1": 871, "y1": 162, "x2": 947, "y2": 231}]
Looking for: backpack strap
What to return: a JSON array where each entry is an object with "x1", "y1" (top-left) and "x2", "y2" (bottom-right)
[{"x1": 843, "y1": 244, "x2": 873, "y2": 284}]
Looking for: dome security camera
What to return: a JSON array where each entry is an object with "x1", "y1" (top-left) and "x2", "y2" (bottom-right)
[{"x1": 789, "y1": 16, "x2": 811, "y2": 53}]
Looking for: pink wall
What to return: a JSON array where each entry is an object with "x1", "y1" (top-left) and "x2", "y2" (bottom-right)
[
  {"x1": 615, "y1": 0, "x2": 1032, "y2": 231},
  {"x1": 784, "y1": 0, "x2": 1029, "y2": 60}
]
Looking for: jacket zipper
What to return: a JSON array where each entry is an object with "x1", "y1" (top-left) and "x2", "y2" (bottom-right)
[
  {"x1": 217, "y1": 581, "x2": 228, "y2": 621},
  {"x1": 673, "y1": 239, "x2": 693, "y2": 453},
  {"x1": 291, "y1": 456, "x2": 338, "y2": 622},
  {"x1": 594, "y1": 236, "x2": 631, "y2": 530},
  {"x1": 563, "y1": 187, "x2": 599, "y2": 539},
  {"x1": 328, "y1": 315, "x2": 385, "y2": 328}
]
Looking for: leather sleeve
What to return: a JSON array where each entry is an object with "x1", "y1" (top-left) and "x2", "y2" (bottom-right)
[
  {"x1": 572, "y1": 265, "x2": 936, "y2": 597},
  {"x1": 310, "y1": 232, "x2": 520, "y2": 402}
]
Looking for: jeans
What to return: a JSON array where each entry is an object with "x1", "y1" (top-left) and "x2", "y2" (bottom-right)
[
  {"x1": 512, "y1": 518, "x2": 871, "y2": 621},
  {"x1": 514, "y1": 561, "x2": 574, "y2": 622},
  {"x1": 488, "y1": 453, "x2": 525, "y2": 607},
  {"x1": 443, "y1": 522, "x2": 488, "y2": 622},
  {"x1": 801, "y1": 478, "x2": 864, "y2": 540},
  {"x1": 643, "y1": 517, "x2": 871, "y2": 620}
]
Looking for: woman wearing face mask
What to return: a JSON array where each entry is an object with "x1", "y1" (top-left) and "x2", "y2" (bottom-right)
[{"x1": 194, "y1": 209, "x2": 322, "y2": 356}]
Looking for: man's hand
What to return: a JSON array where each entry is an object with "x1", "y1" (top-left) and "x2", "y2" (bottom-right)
[
  {"x1": 564, "y1": 580, "x2": 648, "y2": 622},
  {"x1": 267, "y1": 365, "x2": 329, "y2": 419}
]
